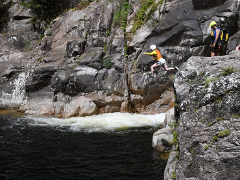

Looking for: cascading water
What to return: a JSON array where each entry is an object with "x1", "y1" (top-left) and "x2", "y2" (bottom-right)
[
  {"x1": 23, "y1": 112, "x2": 166, "y2": 132},
  {"x1": 0, "y1": 71, "x2": 29, "y2": 107}
]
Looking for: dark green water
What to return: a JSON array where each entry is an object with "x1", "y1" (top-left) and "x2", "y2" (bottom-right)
[{"x1": 0, "y1": 112, "x2": 167, "y2": 180}]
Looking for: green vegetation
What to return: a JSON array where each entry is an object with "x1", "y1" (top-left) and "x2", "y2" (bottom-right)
[
  {"x1": 190, "y1": 148, "x2": 194, "y2": 154},
  {"x1": 222, "y1": 67, "x2": 235, "y2": 76},
  {"x1": 132, "y1": 0, "x2": 163, "y2": 33},
  {"x1": 208, "y1": 122, "x2": 213, "y2": 126},
  {"x1": 231, "y1": 114, "x2": 240, "y2": 119},
  {"x1": 0, "y1": 0, "x2": 10, "y2": 32},
  {"x1": 212, "y1": 135, "x2": 218, "y2": 141},
  {"x1": 172, "y1": 131, "x2": 178, "y2": 144},
  {"x1": 168, "y1": 122, "x2": 178, "y2": 129},
  {"x1": 213, "y1": 130, "x2": 230, "y2": 141},
  {"x1": 75, "y1": 1, "x2": 91, "y2": 10},
  {"x1": 216, "y1": 96, "x2": 223, "y2": 104},
  {"x1": 218, "y1": 130, "x2": 230, "y2": 137},
  {"x1": 203, "y1": 76, "x2": 219, "y2": 89},
  {"x1": 204, "y1": 77, "x2": 211, "y2": 88},
  {"x1": 103, "y1": 57, "x2": 112, "y2": 69},
  {"x1": 172, "y1": 170, "x2": 176, "y2": 179},
  {"x1": 216, "y1": 117, "x2": 223, "y2": 121},
  {"x1": 113, "y1": 0, "x2": 131, "y2": 29},
  {"x1": 20, "y1": 0, "x2": 92, "y2": 27},
  {"x1": 199, "y1": 118, "x2": 204, "y2": 123}
]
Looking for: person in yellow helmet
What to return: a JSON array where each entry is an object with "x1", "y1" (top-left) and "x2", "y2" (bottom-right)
[
  {"x1": 144, "y1": 45, "x2": 178, "y2": 79},
  {"x1": 209, "y1": 21, "x2": 221, "y2": 57}
]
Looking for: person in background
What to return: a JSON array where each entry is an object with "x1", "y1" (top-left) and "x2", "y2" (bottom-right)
[
  {"x1": 144, "y1": 45, "x2": 178, "y2": 79},
  {"x1": 236, "y1": 45, "x2": 240, "y2": 50},
  {"x1": 209, "y1": 21, "x2": 221, "y2": 57}
]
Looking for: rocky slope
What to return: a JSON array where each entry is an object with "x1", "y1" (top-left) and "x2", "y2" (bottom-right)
[
  {"x1": 1, "y1": 0, "x2": 240, "y2": 179},
  {"x1": 165, "y1": 50, "x2": 240, "y2": 180},
  {"x1": 1, "y1": 0, "x2": 240, "y2": 117}
]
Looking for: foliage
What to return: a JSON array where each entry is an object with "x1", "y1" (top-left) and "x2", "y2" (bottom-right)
[
  {"x1": 113, "y1": 0, "x2": 130, "y2": 29},
  {"x1": 203, "y1": 76, "x2": 219, "y2": 89},
  {"x1": 75, "y1": 1, "x2": 91, "y2": 10},
  {"x1": 168, "y1": 122, "x2": 178, "y2": 129},
  {"x1": 218, "y1": 130, "x2": 230, "y2": 137},
  {"x1": 190, "y1": 148, "x2": 194, "y2": 154},
  {"x1": 0, "y1": 0, "x2": 10, "y2": 32},
  {"x1": 172, "y1": 131, "x2": 178, "y2": 144},
  {"x1": 213, "y1": 130, "x2": 230, "y2": 141},
  {"x1": 222, "y1": 67, "x2": 235, "y2": 76},
  {"x1": 103, "y1": 57, "x2": 112, "y2": 69},
  {"x1": 208, "y1": 122, "x2": 212, "y2": 126},
  {"x1": 20, "y1": 0, "x2": 90, "y2": 26},
  {"x1": 132, "y1": 0, "x2": 162, "y2": 33},
  {"x1": 216, "y1": 117, "x2": 223, "y2": 121},
  {"x1": 204, "y1": 77, "x2": 211, "y2": 88},
  {"x1": 231, "y1": 114, "x2": 240, "y2": 119},
  {"x1": 212, "y1": 135, "x2": 218, "y2": 141},
  {"x1": 172, "y1": 170, "x2": 176, "y2": 179}
]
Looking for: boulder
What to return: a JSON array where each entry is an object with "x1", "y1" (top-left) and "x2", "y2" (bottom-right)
[
  {"x1": 66, "y1": 38, "x2": 86, "y2": 58},
  {"x1": 152, "y1": 126, "x2": 173, "y2": 152},
  {"x1": 63, "y1": 96, "x2": 99, "y2": 118},
  {"x1": 24, "y1": 87, "x2": 54, "y2": 115},
  {"x1": 152, "y1": 108, "x2": 175, "y2": 152},
  {"x1": 165, "y1": 51, "x2": 240, "y2": 179}
]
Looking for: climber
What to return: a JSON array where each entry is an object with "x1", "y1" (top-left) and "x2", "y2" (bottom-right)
[
  {"x1": 236, "y1": 45, "x2": 240, "y2": 50},
  {"x1": 209, "y1": 21, "x2": 221, "y2": 57},
  {"x1": 144, "y1": 45, "x2": 178, "y2": 79}
]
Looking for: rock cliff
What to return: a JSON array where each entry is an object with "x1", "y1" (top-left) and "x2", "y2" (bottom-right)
[
  {"x1": 1, "y1": 0, "x2": 239, "y2": 117},
  {"x1": 165, "y1": 51, "x2": 240, "y2": 180},
  {"x1": 1, "y1": 0, "x2": 240, "y2": 179}
]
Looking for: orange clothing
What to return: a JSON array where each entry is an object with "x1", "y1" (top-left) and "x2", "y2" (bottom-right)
[{"x1": 145, "y1": 49, "x2": 162, "y2": 61}]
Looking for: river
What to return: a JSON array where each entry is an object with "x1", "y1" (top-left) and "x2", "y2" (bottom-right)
[{"x1": 0, "y1": 110, "x2": 168, "y2": 180}]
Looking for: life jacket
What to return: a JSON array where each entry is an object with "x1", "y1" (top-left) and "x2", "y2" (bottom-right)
[
  {"x1": 211, "y1": 28, "x2": 221, "y2": 43},
  {"x1": 153, "y1": 49, "x2": 162, "y2": 61}
]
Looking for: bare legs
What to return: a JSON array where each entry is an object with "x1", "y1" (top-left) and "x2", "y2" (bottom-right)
[
  {"x1": 163, "y1": 64, "x2": 175, "y2": 71},
  {"x1": 211, "y1": 51, "x2": 219, "y2": 57},
  {"x1": 151, "y1": 63, "x2": 159, "y2": 76},
  {"x1": 151, "y1": 64, "x2": 175, "y2": 77}
]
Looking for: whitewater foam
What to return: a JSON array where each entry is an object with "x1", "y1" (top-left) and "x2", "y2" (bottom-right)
[{"x1": 20, "y1": 112, "x2": 166, "y2": 132}]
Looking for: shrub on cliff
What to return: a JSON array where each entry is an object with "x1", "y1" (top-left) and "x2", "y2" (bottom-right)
[
  {"x1": 0, "y1": 0, "x2": 10, "y2": 32},
  {"x1": 20, "y1": 0, "x2": 91, "y2": 26}
]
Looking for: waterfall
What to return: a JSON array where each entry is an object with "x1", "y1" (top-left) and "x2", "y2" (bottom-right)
[
  {"x1": 1, "y1": 71, "x2": 31, "y2": 107},
  {"x1": 12, "y1": 72, "x2": 29, "y2": 104}
]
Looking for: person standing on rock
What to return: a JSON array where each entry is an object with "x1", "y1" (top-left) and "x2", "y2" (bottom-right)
[
  {"x1": 144, "y1": 45, "x2": 178, "y2": 79},
  {"x1": 209, "y1": 21, "x2": 221, "y2": 57}
]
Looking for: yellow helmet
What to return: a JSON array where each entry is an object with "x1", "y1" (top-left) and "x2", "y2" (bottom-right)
[{"x1": 209, "y1": 21, "x2": 217, "y2": 27}]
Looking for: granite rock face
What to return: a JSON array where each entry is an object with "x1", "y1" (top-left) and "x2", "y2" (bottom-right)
[
  {"x1": 165, "y1": 51, "x2": 240, "y2": 180},
  {"x1": 0, "y1": 0, "x2": 240, "y2": 117}
]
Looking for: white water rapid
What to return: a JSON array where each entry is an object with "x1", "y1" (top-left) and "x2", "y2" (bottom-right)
[{"x1": 20, "y1": 113, "x2": 166, "y2": 132}]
